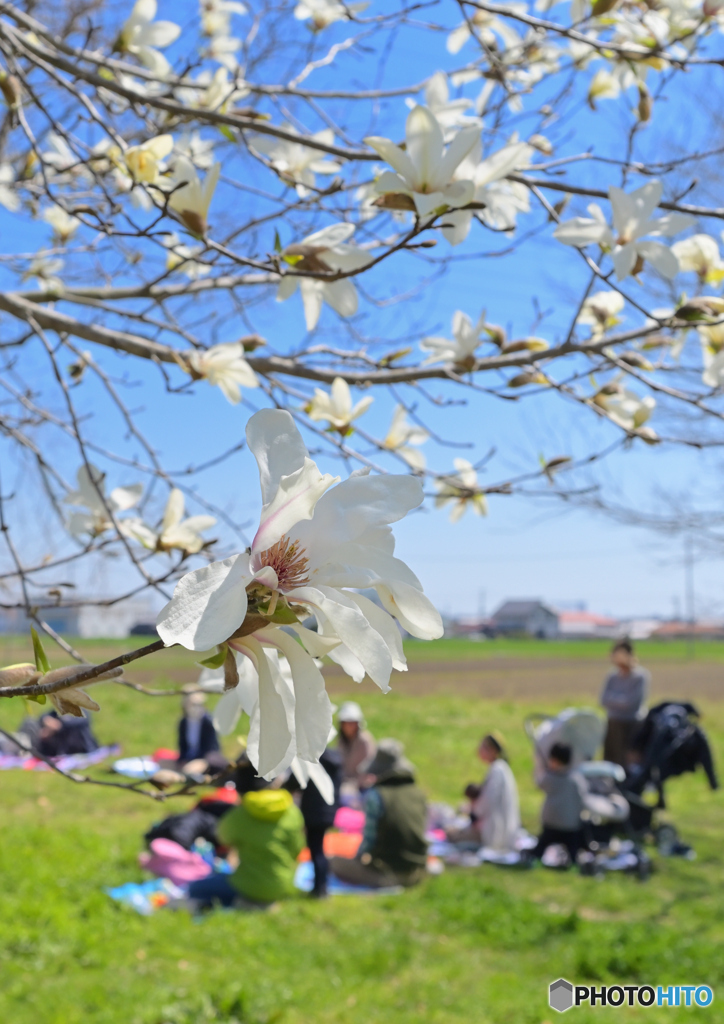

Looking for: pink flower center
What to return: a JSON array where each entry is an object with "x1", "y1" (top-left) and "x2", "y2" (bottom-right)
[{"x1": 258, "y1": 535, "x2": 310, "y2": 591}]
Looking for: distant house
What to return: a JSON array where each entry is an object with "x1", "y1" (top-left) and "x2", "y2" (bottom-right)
[
  {"x1": 491, "y1": 600, "x2": 559, "y2": 638},
  {"x1": 558, "y1": 610, "x2": 620, "y2": 639},
  {"x1": 0, "y1": 599, "x2": 155, "y2": 639},
  {"x1": 652, "y1": 620, "x2": 724, "y2": 640}
]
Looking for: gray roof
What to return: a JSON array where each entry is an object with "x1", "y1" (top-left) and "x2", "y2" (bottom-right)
[{"x1": 492, "y1": 599, "x2": 558, "y2": 620}]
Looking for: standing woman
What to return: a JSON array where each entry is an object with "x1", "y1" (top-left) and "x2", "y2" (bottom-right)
[{"x1": 600, "y1": 639, "x2": 650, "y2": 768}]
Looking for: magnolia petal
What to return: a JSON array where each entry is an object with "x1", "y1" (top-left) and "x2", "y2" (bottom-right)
[
  {"x1": 242, "y1": 638, "x2": 296, "y2": 779},
  {"x1": 436, "y1": 126, "x2": 481, "y2": 186},
  {"x1": 251, "y1": 457, "x2": 339, "y2": 558},
  {"x1": 348, "y1": 591, "x2": 407, "y2": 673},
  {"x1": 299, "y1": 278, "x2": 325, "y2": 331},
  {"x1": 162, "y1": 488, "x2": 184, "y2": 531},
  {"x1": 364, "y1": 136, "x2": 418, "y2": 187},
  {"x1": 156, "y1": 552, "x2": 251, "y2": 650},
  {"x1": 246, "y1": 409, "x2": 309, "y2": 507},
  {"x1": 324, "y1": 278, "x2": 358, "y2": 318},
  {"x1": 612, "y1": 242, "x2": 638, "y2": 280},
  {"x1": 554, "y1": 217, "x2": 608, "y2": 247},
  {"x1": 289, "y1": 622, "x2": 341, "y2": 658},
  {"x1": 376, "y1": 580, "x2": 444, "y2": 640},
  {"x1": 441, "y1": 208, "x2": 473, "y2": 246},
  {"x1": 110, "y1": 483, "x2": 143, "y2": 511},
  {"x1": 256, "y1": 627, "x2": 332, "y2": 763},
  {"x1": 276, "y1": 275, "x2": 299, "y2": 301},
  {"x1": 212, "y1": 687, "x2": 244, "y2": 735},
  {"x1": 292, "y1": 585, "x2": 393, "y2": 690},
  {"x1": 636, "y1": 240, "x2": 679, "y2": 279},
  {"x1": 405, "y1": 106, "x2": 444, "y2": 191}
]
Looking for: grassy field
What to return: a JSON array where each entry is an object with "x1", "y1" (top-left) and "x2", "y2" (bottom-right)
[{"x1": 0, "y1": 636, "x2": 722, "y2": 1023}]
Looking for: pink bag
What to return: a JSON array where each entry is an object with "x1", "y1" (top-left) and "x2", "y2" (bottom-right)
[
  {"x1": 138, "y1": 838, "x2": 212, "y2": 886},
  {"x1": 334, "y1": 807, "x2": 365, "y2": 833}
]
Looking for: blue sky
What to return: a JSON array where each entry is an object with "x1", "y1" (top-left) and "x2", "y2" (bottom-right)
[{"x1": 1, "y1": 0, "x2": 723, "y2": 622}]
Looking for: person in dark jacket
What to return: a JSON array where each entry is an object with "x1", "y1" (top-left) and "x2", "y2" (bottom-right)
[
  {"x1": 286, "y1": 746, "x2": 342, "y2": 898},
  {"x1": 36, "y1": 710, "x2": 99, "y2": 757},
  {"x1": 329, "y1": 739, "x2": 427, "y2": 889},
  {"x1": 177, "y1": 691, "x2": 221, "y2": 766}
]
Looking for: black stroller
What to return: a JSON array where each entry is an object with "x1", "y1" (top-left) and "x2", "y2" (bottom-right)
[{"x1": 623, "y1": 701, "x2": 718, "y2": 844}]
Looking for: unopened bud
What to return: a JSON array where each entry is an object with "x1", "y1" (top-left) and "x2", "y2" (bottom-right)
[
  {"x1": 372, "y1": 192, "x2": 417, "y2": 212},
  {"x1": 484, "y1": 323, "x2": 506, "y2": 348},
  {"x1": 180, "y1": 209, "x2": 207, "y2": 238},
  {"x1": 618, "y1": 350, "x2": 654, "y2": 370},
  {"x1": 591, "y1": 0, "x2": 620, "y2": 14},
  {"x1": 637, "y1": 84, "x2": 652, "y2": 123},
  {"x1": 508, "y1": 371, "x2": 547, "y2": 387},
  {"x1": 635, "y1": 426, "x2": 659, "y2": 444},
  {"x1": 675, "y1": 296, "x2": 724, "y2": 321},
  {"x1": 0, "y1": 71, "x2": 20, "y2": 108},
  {"x1": 528, "y1": 133, "x2": 553, "y2": 155},
  {"x1": 0, "y1": 663, "x2": 39, "y2": 687}
]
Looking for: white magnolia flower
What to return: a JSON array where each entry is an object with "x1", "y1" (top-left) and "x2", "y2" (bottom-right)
[
  {"x1": 595, "y1": 387, "x2": 656, "y2": 432},
  {"x1": 699, "y1": 322, "x2": 724, "y2": 388},
  {"x1": 383, "y1": 406, "x2": 429, "y2": 470},
  {"x1": 64, "y1": 464, "x2": 143, "y2": 538},
  {"x1": 576, "y1": 291, "x2": 625, "y2": 338},
  {"x1": 42, "y1": 205, "x2": 81, "y2": 242},
  {"x1": 438, "y1": 138, "x2": 534, "y2": 245},
  {"x1": 0, "y1": 163, "x2": 19, "y2": 212},
  {"x1": 201, "y1": 0, "x2": 247, "y2": 37},
  {"x1": 406, "y1": 73, "x2": 481, "y2": 138},
  {"x1": 365, "y1": 106, "x2": 479, "y2": 221},
  {"x1": 306, "y1": 376, "x2": 373, "y2": 431},
  {"x1": 166, "y1": 157, "x2": 221, "y2": 237},
  {"x1": 156, "y1": 408, "x2": 443, "y2": 777},
  {"x1": 554, "y1": 181, "x2": 696, "y2": 280},
  {"x1": 41, "y1": 133, "x2": 77, "y2": 173},
  {"x1": 671, "y1": 234, "x2": 724, "y2": 284},
  {"x1": 421, "y1": 310, "x2": 487, "y2": 366},
  {"x1": 23, "y1": 255, "x2": 64, "y2": 292},
  {"x1": 163, "y1": 232, "x2": 211, "y2": 279},
  {"x1": 205, "y1": 32, "x2": 241, "y2": 70},
  {"x1": 447, "y1": 7, "x2": 523, "y2": 54},
  {"x1": 174, "y1": 131, "x2": 215, "y2": 170},
  {"x1": 123, "y1": 488, "x2": 216, "y2": 553},
  {"x1": 435, "y1": 459, "x2": 488, "y2": 522},
  {"x1": 588, "y1": 64, "x2": 641, "y2": 105},
  {"x1": 175, "y1": 67, "x2": 249, "y2": 112},
  {"x1": 122, "y1": 134, "x2": 173, "y2": 184},
  {"x1": 250, "y1": 128, "x2": 341, "y2": 197},
  {"x1": 276, "y1": 223, "x2": 371, "y2": 331},
  {"x1": 116, "y1": 0, "x2": 181, "y2": 77},
  {"x1": 294, "y1": 0, "x2": 370, "y2": 30},
  {"x1": 185, "y1": 342, "x2": 259, "y2": 403}
]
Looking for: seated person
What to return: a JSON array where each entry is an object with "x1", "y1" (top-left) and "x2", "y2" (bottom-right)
[
  {"x1": 36, "y1": 710, "x2": 99, "y2": 758},
  {"x1": 447, "y1": 732, "x2": 520, "y2": 852},
  {"x1": 529, "y1": 742, "x2": 588, "y2": 866},
  {"x1": 177, "y1": 690, "x2": 224, "y2": 770},
  {"x1": 336, "y1": 701, "x2": 376, "y2": 792},
  {"x1": 330, "y1": 739, "x2": 427, "y2": 889},
  {"x1": 186, "y1": 788, "x2": 304, "y2": 909}
]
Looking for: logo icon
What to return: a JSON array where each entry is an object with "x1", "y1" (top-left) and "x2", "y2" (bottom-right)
[{"x1": 550, "y1": 979, "x2": 574, "y2": 1013}]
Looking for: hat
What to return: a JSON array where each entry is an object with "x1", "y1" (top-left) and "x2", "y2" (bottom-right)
[
  {"x1": 366, "y1": 738, "x2": 414, "y2": 779},
  {"x1": 338, "y1": 701, "x2": 365, "y2": 725}
]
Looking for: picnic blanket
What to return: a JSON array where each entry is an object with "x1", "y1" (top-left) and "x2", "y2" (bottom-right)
[
  {"x1": 298, "y1": 830, "x2": 362, "y2": 862},
  {"x1": 106, "y1": 878, "x2": 186, "y2": 915},
  {"x1": 294, "y1": 860, "x2": 403, "y2": 896},
  {"x1": 0, "y1": 744, "x2": 120, "y2": 772}
]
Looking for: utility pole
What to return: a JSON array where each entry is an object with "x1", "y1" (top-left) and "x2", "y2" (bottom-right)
[
  {"x1": 478, "y1": 588, "x2": 486, "y2": 625},
  {"x1": 685, "y1": 534, "x2": 695, "y2": 662}
]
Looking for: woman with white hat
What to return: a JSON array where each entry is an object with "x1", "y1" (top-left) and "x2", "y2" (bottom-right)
[{"x1": 336, "y1": 701, "x2": 376, "y2": 789}]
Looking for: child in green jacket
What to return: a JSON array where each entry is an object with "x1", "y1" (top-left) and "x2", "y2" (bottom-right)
[{"x1": 187, "y1": 788, "x2": 304, "y2": 908}]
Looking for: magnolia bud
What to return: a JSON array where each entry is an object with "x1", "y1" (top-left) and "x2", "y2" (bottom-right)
[
  {"x1": 484, "y1": 324, "x2": 506, "y2": 348},
  {"x1": 508, "y1": 371, "x2": 547, "y2": 387},
  {"x1": 528, "y1": 134, "x2": 553, "y2": 155},
  {"x1": 637, "y1": 84, "x2": 653, "y2": 123},
  {"x1": 0, "y1": 71, "x2": 20, "y2": 108},
  {"x1": 591, "y1": 0, "x2": 620, "y2": 14}
]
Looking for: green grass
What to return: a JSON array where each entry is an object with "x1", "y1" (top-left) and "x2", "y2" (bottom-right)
[{"x1": 0, "y1": 639, "x2": 722, "y2": 1023}]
